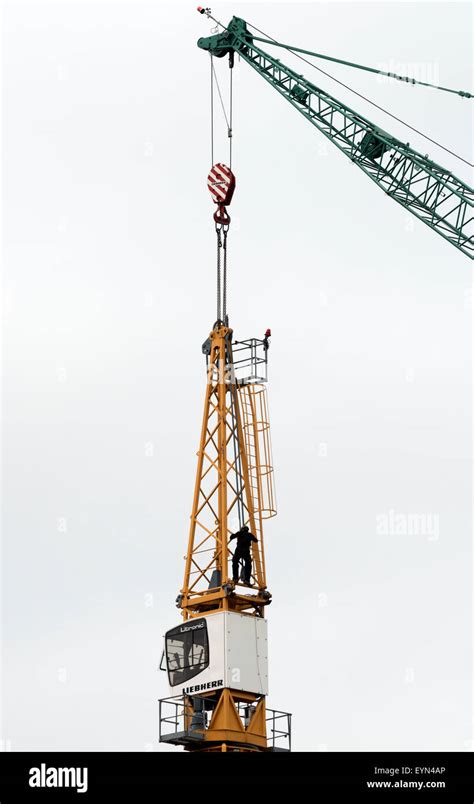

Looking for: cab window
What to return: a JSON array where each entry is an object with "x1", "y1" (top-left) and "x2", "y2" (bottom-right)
[{"x1": 165, "y1": 620, "x2": 209, "y2": 686}]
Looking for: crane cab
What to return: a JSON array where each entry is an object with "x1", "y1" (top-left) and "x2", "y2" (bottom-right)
[{"x1": 161, "y1": 611, "x2": 268, "y2": 697}]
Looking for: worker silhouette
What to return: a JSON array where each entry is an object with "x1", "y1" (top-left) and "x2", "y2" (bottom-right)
[
  {"x1": 263, "y1": 328, "x2": 271, "y2": 352},
  {"x1": 230, "y1": 525, "x2": 258, "y2": 584}
]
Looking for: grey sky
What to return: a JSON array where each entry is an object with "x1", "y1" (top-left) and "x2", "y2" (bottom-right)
[{"x1": 1, "y1": 0, "x2": 472, "y2": 751}]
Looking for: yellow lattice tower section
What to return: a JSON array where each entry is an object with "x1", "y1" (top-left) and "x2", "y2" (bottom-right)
[{"x1": 179, "y1": 324, "x2": 273, "y2": 622}]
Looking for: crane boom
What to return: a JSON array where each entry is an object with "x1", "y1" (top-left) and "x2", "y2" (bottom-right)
[{"x1": 198, "y1": 17, "x2": 473, "y2": 258}]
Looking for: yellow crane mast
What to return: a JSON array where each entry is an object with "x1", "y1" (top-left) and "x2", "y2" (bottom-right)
[{"x1": 181, "y1": 326, "x2": 272, "y2": 619}]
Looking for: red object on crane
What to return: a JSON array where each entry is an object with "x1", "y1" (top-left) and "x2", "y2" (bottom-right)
[{"x1": 208, "y1": 163, "x2": 236, "y2": 226}]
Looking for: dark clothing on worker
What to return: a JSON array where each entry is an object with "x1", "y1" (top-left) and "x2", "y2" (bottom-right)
[
  {"x1": 230, "y1": 526, "x2": 257, "y2": 583},
  {"x1": 232, "y1": 549, "x2": 252, "y2": 584},
  {"x1": 230, "y1": 526, "x2": 258, "y2": 552}
]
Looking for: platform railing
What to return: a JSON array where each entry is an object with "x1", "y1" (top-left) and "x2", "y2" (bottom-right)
[
  {"x1": 231, "y1": 337, "x2": 268, "y2": 384},
  {"x1": 159, "y1": 694, "x2": 291, "y2": 751}
]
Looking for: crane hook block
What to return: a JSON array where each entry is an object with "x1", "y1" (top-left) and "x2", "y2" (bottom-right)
[{"x1": 207, "y1": 163, "x2": 236, "y2": 225}]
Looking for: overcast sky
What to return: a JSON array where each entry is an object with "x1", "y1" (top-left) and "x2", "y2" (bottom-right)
[{"x1": 1, "y1": 0, "x2": 472, "y2": 752}]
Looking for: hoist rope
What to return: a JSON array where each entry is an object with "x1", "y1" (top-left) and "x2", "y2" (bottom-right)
[
  {"x1": 210, "y1": 54, "x2": 214, "y2": 166},
  {"x1": 245, "y1": 20, "x2": 473, "y2": 168},
  {"x1": 210, "y1": 47, "x2": 233, "y2": 168},
  {"x1": 208, "y1": 30, "x2": 233, "y2": 325},
  {"x1": 216, "y1": 226, "x2": 222, "y2": 322},
  {"x1": 229, "y1": 66, "x2": 233, "y2": 170},
  {"x1": 215, "y1": 225, "x2": 229, "y2": 324},
  {"x1": 222, "y1": 227, "x2": 228, "y2": 322},
  {"x1": 249, "y1": 34, "x2": 473, "y2": 99},
  {"x1": 211, "y1": 58, "x2": 231, "y2": 131}
]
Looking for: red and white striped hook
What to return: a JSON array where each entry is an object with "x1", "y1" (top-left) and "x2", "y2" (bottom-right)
[{"x1": 207, "y1": 163, "x2": 236, "y2": 226}]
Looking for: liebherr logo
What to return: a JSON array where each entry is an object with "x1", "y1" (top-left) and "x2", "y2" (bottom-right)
[
  {"x1": 29, "y1": 764, "x2": 88, "y2": 793},
  {"x1": 180, "y1": 622, "x2": 205, "y2": 633},
  {"x1": 183, "y1": 679, "x2": 224, "y2": 694}
]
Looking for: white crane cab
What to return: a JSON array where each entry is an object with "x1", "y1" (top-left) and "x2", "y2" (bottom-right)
[{"x1": 161, "y1": 611, "x2": 268, "y2": 697}]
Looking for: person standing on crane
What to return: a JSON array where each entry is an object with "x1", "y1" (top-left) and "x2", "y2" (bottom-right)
[
  {"x1": 263, "y1": 328, "x2": 271, "y2": 352},
  {"x1": 230, "y1": 525, "x2": 258, "y2": 584}
]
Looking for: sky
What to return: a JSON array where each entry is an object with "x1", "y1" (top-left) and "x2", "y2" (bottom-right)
[{"x1": 1, "y1": 0, "x2": 472, "y2": 752}]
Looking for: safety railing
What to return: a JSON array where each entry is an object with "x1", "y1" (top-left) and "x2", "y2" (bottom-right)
[
  {"x1": 158, "y1": 695, "x2": 206, "y2": 746},
  {"x1": 159, "y1": 694, "x2": 291, "y2": 751},
  {"x1": 266, "y1": 708, "x2": 292, "y2": 752},
  {"x1": 232, "y1": 337, "x2": 268, "y2": 384}
]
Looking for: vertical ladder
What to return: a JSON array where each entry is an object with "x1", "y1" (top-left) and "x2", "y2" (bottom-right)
[{"x1": 238, "y1": 384, "x2": 264, "y2": 544}]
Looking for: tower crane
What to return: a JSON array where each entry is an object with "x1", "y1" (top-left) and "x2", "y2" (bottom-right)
[
  {"x1": 158, "y1": 11, "x2": 472, "y2": 755},
  {"x1": 158, "y1": 132, "x2": 290, "y2": 748},
  {"x1": 158, "y1": 174, "x2": 289, "y2": 750}
]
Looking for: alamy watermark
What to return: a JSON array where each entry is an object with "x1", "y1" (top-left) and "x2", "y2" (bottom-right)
[
  {"x1": 376, "y1": 509, "x2": 439, "y2": 540},
  {"x1": 375, "y1": 60, "x2": 440, "y2": 88}
]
